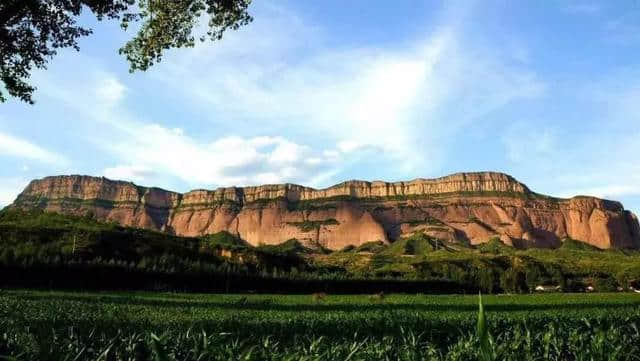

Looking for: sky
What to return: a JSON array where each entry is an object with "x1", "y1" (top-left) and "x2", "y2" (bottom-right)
[{"x1": 1, "y1": 0, "x2": 640, "y2": 213}]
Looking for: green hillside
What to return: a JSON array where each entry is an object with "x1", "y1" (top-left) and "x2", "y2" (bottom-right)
[
  {"x1": 1, "y1": 209, "x2": 640, "y2": 294},
  {"x1": 317, "y1": 231, "x2": 640, "y2": 293},
  {"x1": 0, "y1": 208, "x2": 218, "y2": 264}
]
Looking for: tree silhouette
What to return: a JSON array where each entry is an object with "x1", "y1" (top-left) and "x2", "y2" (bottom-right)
[{"x1": 0, "y1": 0, "x2": 252, "y2": 104}]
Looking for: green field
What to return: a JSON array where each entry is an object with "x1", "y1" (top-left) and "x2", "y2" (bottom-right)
[{"x1": 3, "y1": 290, "x2": 640, "y2": 360}]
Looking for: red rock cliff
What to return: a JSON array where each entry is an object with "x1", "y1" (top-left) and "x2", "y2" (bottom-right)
[{"x1": 10, "y1": 172, "x2": 640, "y2": 250}]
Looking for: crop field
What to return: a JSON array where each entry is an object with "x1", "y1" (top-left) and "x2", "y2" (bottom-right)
[{"x1": 2, "y1": 290, "x2": 640, "y2": 360}]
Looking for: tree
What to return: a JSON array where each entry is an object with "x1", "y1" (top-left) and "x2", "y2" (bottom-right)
[
  {"x1": 0, "y1": 0, "x2": 252, "y2": 104},
  {"x1": 500, "y1": 268, "x2": 528, "y2": 293}
]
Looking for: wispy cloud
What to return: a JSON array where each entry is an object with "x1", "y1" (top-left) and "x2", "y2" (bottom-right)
[
  {"x1": 23, "y1": 2, "x2": 546, "y2": 190},
  {"x1": 559, "y1": 184, "x2": 640, "y2": 200},
  {"x1": 0, "y1": 131, "x2": 68, "y2": 165},
  {"x1": 103, "y1": 165, "x2": 157, "y2": 183},
  {"x1": 34, "y1": 66, "x2": 128, "y2": 117},
  {"x1": 507, "y1": 71, "x2": 640, "y2": 209},
  {"x1": 144, "y1": 4, "x2": 545, "y2": 175},
  {"x1": 564, "y1": 3, "x2": 601, "y2": 15},
  {"x1": 0, "y1": 177, "x2": 30, "y2": 207}
]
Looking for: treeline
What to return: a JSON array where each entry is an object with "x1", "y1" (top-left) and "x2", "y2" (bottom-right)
[
  {"x1": 0, "y1": 209, "x2": 463, "y2": 293},
  {"x1": 0, "y1": 262, "x2": 467, "y2": 294},
  {"x1": 413, "y1": 257, "x2": 581, "y2": 294},
  {"x1": 376, "y1": 252, "x2": 639, "y2": 294},
  {"x1": 1, "y1": 251, "x2": 634, "y2": 294},
  {"x1": 1, "y1": 208, "x2": 639, "y2": 294}
]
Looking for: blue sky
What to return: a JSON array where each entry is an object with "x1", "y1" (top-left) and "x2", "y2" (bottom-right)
[{"x1": 1, "y1": 0, "x2": 640, "y2": 214}]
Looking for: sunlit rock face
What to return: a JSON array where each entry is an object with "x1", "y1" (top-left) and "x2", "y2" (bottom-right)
[{"x1": 11, "y1": 172, "x2": 640, "y2": 250}]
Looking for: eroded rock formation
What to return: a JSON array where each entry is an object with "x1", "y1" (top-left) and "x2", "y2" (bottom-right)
[{"x1": 10, "y1": 172, "x2": 640, "y2": 250}]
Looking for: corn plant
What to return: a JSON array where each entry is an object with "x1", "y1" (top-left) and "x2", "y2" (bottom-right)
[{"x1": 477, "y1": 292, "x2": 493, "y2": 361}]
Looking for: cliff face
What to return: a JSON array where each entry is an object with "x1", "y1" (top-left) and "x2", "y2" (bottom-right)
[{"x1": 11, "y1": 172, "x2": 640, "y2": 250}]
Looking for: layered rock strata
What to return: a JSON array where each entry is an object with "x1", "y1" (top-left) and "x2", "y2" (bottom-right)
[{"x1": 10, "y1": 172, "x2": 640, "y2": 250}]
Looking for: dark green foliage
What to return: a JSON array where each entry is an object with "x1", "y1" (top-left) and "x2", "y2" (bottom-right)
[
  {"x1": 0, "y1": 0, "x2": 252, "y2": 104},
  {"x1": 0, "y1": 208, "x2": 212, "y2": 265},
  {"x1": 14, "y1": 194, "x2": 163, "y2": 210},
  {"x1": 561, "y1": 238, "x2": 602, "y2": 251},
  {"x1": 201, "y1": 231, "x2": 246, "y2": 251},
  {"x1": 592, "y1": 275, "x2": 619, "y2": 292},
  {"x1": 173, "y1": 199, "x2": 241, "y2": 212},
  {"x1": 616, "y1": 266, "x2": 640, "y2": 288},
  {"x1": 354, "y1": 240, "x2": 387, "y2": 253},
  {"x1": 254, "y1": 191, "x2": 556, "y2": 212},
  {"x1": 413, "y1": 258, "x2": 502, "y2": 293},
  {"x1": 479, "y1": 237, "x2": 513, "y2": 255},
  {"x1": 339, "y1": 245, "x2": 356, "y2": 252},
  {"x1": 255, "y1": 239, "x2": 309, "y2": 255},
  {"x1": 500, "y1": 268, "x2": 528, "y2": 293},
  {"x1": 253, "y1": 239, "x2": 309, "y2": 272},
  {"x1": 478, "y1": 269, "x2": 498, "y2": 294},
  {"x1": 286, "y1": 218, "x2": 339, "y2": 232},
  {"x1": 369, "y1": 254, "x2": 395, "y2": 270},
  {"x1": 404, "y1": 239, "x2": 417, "y2": 255},
  {"x1": 286, "y1": 200, "x2": 338, "y2": 212},
  {"x1": 383, "y1": 232, "x2": 453, "y2": 256},
  {"x1": 402, "y1": 216, "x2": 445, "y2": 227}
]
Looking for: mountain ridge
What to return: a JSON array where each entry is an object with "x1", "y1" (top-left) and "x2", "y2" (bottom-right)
[
  {"x1": 17, "y1": 171, "x2": 533, "y2": 206},
  {"x1": 10, "y1": 172, "x2": 640, "y2": 250}
]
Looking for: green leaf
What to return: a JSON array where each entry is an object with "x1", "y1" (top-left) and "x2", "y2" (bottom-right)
[
  {"x1": 477, "y1": 292, "x2": 493, "y2": 361},
  {"x1": 151, "y1": 333, "x2": 170, "y2": 361}
]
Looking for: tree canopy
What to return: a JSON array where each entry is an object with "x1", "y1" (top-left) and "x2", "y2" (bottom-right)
[{"x1": 0, "y1": 0, "x2": 253, "y2": 104}]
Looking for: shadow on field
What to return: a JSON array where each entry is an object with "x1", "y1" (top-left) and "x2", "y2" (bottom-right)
[{"x1": 12, "y1": 293, "x2": 640, "y2": 313}]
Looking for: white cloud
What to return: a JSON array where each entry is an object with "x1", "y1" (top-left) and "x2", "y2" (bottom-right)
[
  {"x1": 104, "y1": 123, "x2": 348, "y2": 187},
  {"x1": 146, "y1": 7, "x2": 545, "y2": 174},
  {"x1": 0, "y1": 177, "x2": 30, "y2": 207},
  {"x1": 0, "y1": 190, "x2": 16, "y2": 208},
  {"x1": 26, "y1": 2, "x2": 546, "y2": 190},
  {"x1": 34, "y1": 64, "x2": 127, "y2": 117},
  {"x1": 94, "y1": 75, "x2": 126, "y2": 107},
  {"x1": 0, "y1": 131, "x2": 68, "y2": 165},
  {"x1": 103, "y1": 165, "x2": 157, "y2": 182},
  {"x1": 337, "y1": 140, "x2": 369, "y2": 153},
  {"x1": 564, "y1": 3, "x2": 601, "y2": 15},
  {"x1": 560, "y1": 184, "x2": 640, "y2": 200}
]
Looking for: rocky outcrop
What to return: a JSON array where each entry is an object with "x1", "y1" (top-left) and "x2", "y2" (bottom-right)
[{"x1": 10, "y1": 172, "x2": 640, "y2": 250}]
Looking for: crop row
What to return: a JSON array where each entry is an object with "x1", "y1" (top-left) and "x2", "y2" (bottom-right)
[{"x1": 2, "y1": 291, "x2": 640, "y2": 360}]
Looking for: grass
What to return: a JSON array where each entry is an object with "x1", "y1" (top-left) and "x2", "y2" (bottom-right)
[{"x1": 2, "y1": 290, "x2": 640, "y2": 360}]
